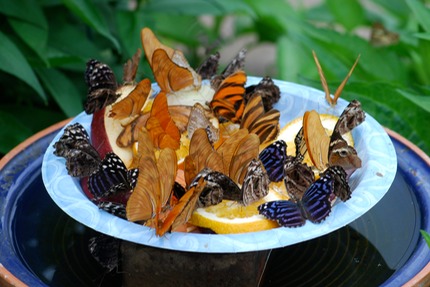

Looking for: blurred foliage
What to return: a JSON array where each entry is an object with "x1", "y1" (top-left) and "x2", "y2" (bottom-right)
[{"x1": 1, "y1": 0, "x2": 430, "y2": 156}]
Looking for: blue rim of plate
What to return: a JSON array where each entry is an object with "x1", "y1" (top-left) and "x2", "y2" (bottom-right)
[{"x1": 41, "y1": 77, "x2": 397, "y2": 253}]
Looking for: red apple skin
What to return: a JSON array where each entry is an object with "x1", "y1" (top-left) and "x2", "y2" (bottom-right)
[{"x1": 90, "y1": 107, "x2": 112, "y2": 159}]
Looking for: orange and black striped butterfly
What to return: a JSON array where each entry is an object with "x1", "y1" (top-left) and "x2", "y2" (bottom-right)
[
  {"x1": 240, "y1": 94, "x2": 280, "y2": 144},
  {"x1": 209, "y1": 70, "x2": 247, "y2": 123}
]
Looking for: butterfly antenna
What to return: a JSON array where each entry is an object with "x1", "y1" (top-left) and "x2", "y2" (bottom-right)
[
  {"x1": 332, "y1": 54, "x2": 360, "y2": 106},
  {"x1": 312, "y1": 50, "x2": 331, "y2": 106}
]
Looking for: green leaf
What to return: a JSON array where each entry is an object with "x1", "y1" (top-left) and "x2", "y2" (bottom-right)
[
  {"x1": 397, "y1": 89, "x2": 430, "y2": 113},
  {"x1": 327, "y1": 0, "x2": 366, "y2": 31},
  {"x1": 61, "y1": 0, "x2": 120, "y2": 51},
  {"x1": 0, "y1": 31, "x2": 47, "y2": 103},
  {"x1": 421, "y1": 230, "x2": 430, "y2": 248},
  {"x1": 0, "y1": 0, "x2": 48, "y2": 28},
  {"x1": 406, "y1": 0, "x2": 430, "y2": 33},
  {"x1": 414, "y1": 32, "x2": 430, "y2": 41},
  {"x1": 276, "y1": 36, "x2": 306, "y2": 82},
  {"x1": 142, "y1": 0, "x2": 254, "y2": 16},
  {"x1": 8, "y1": 18, "x2": 49, "y2": 65},
  {"x1": 36, "y1": 68, "x2": 83, "y2": 117}
]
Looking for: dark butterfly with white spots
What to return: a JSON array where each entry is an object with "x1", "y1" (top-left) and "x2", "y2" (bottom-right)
[
  {"x1": 88, "y1": 234, "x2": 121, "y2": 272},
  {"x1": 97, "y1": 201, "x2": 127, "y2": 219},
  {"x1": 53, "y1": 123, "x2": 101, "y2": 177},
  {"x1": 84, "y1": 59, "x2": 119, "y2": 114},
  {"x1": 88, "y1": 152, "x2": 139, "y2": 201},
  {"x1": 258, "y1": 171, "x2": 335, "y2": 227}
]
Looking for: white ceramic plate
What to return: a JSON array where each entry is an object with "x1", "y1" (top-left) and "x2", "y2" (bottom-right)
[{"x1": 42, "y1": 77, "x2": 397, "y2": 253}]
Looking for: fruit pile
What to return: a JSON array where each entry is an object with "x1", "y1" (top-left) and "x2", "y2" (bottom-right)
[{"x1": 53, "y1": 27, "x2": 364, "y2": 236}]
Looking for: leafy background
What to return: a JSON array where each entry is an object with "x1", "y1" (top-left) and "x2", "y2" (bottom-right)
[{"x1": 1, "y1": 0, "x2": 430, "y2": 157}]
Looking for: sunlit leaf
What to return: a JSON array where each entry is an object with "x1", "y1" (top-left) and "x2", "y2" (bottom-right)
[{"x1": 421, "y1": 230, "x2": 430, "y2": 248}]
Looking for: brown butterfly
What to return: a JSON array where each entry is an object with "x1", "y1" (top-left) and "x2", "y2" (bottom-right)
[
  {"x1": 312, "y1": 51, "x2": 360, "y2": 106},
  {"x1": 146, "y1": 91, "x2": 181, "y2": 150},
  {"x1": 210, "y1": 48, "x2": 247, "y2": 90},
  {"x1": 209, "y1": 70, "x2": 247, "y2": 123},
  {"x1": 370, "y1": 23, "x2": 399, "y2": 47},
  {"x1": 197, "y1": 52, "x2": 220, "y2": 80},
  {"x1": 245, "y1": 76, "x2": 281, "y2": 111},
  {"x1": 122, "y1": 48, "x2": 142, "y2": 84},
  {"x1": 240, "y1": 94, "x2": 280, "y2": 144},
  {"x1": 187, "y1": 103, "x2": 219, "y2": 144},
  {"x1": 109, "y1": 78, "x2": 151, "y2": 120},
  {"x1": 141, "y1": 27, "x2": 201, "y2": 93},
  {"x1": 126, "y1": 129, "x2": 178, "y2": 231},
  {"x1": 302, "y1": 100, "x2": 365, "y2": 178}
]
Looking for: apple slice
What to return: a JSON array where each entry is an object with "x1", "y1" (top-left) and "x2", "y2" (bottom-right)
[{"x1": 90, "y1": 85, "x2": 138, "y2": 168}]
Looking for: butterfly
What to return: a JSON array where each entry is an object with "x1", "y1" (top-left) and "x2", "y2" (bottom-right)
[
  {"x1": 141, "y1": 28, "x2": 201, "y2": 93},
  {"x1": 87, "y1": 152, "x2": 139, "y2": 201},
  {"x1": 312, "y1": 51, "x2": 360, "y2": 106},
  {"x1": 187, "y1": 103, "x2": 219, "y2": 144},
  {"x1": 197, "y1": 52, "x2": 220, "y2": 80},
  {"x1": 370, "y1": 22, "x2": 399, "y2": 47},
  {"x1": 185, "y1": 128, "x2": 267, "y2": 206},
  {"x1": 209, "y1": 70, "x2": 247, "y2": 123},
  {"x1": 245, "y1": 76, "x2": 281, "y2": 111},
  {"x1": 240, "y1": 94, "x2": 280, "y2": 144},
  {"x1": 145, "y1": 91, "x2": 181, "y2": 150},
  {"x1": 88, "y1": 234, "x2": 121, "y2": 272},
  {"x1": 53, "y1": 123, "x2": 101, "y2": 177},
  {"x1": 302, "y1": 100, "x2": 365, "y2": 178},
  {"x1": 122, "y1": 48, "x2": 142, "y2": 84},
  {"x1": 210, "y1": 48, "x2": 247, "y2": 90},
  {"x1": 97, "y1": 201, "x2": 127, "y2": 219},
  {"x1": 109, "y1": 78, "x2": 151, "y2": 120},
  {"x1": 258, "y1": 171, "x2": 335, "y2": 227},
  {"x1": 259, "y1": 139, "x2": 314, "y2": 201},
  {"x1": 126, "y1": 128, "x2": 178, "y2": 232},
  {"x1": 320, "y1": 165, "x2": 351, "y2": 201},
  {"x1": 84, "y1": 59, "x2": 119, "y2": 114}
]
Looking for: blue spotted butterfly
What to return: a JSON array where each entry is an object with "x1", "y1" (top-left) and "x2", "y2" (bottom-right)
[{"x1": 258, "y1": 172, "x2": 334, "y2": 227}]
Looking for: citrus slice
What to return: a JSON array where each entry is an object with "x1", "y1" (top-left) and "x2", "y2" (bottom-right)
[
  {"x1": 190, "y1": 186, "x2": 288, "y2": 234},
  {"x1": 276, "y1": 113, "x2": 354, "y2": 164}
]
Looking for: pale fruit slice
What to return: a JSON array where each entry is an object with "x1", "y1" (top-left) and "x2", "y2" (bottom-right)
[{"x1": 190, "y1": 188, "x2": 288, "y2": 234}]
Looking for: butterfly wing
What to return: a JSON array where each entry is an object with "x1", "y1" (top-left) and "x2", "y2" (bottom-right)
[
  {"x1": 151, "y1": 49, "x2": 196, "y2": 93},
  {"x1": 88, "y1": 153, "x2": 136, "y2": 200},
  {"x1": 187, "y1": 103, "x2": 219, "y2": 144},
  {"x1": 241, "y1": 159, "x2": 270, "y2": 206},
  {"x1": 283, "y1": 157, "x2": 315, "y2": 201},
  {"x1": 126, "y1": 157, "x2": 159, "y2": 222},
  {"x1": 84, "y1": 59, "x2": 118, "y2": 114},
  {"x1": 110, "y1": 78, "x2": 151, "y2": 119},
  {"x1": 146, "y1": 91, "x2": 181, "y2": 149},
  {"x1": 53, "y1": 123, "x2": 101, "y2": 177},
  {"x1": 333, "y1": 100, "x2": 365, "y2": 135},
  {"x1": 210, "y1": 70, "x2": 246, "y2": 123},
  {"x1": 97, "y1": 201, "x2": 127, "y2": 219},
  {"x1": 156, "y1": 147, "x2": 177, "y2": 208},
  {"x1": 303, "y1": 110, "x2": 330, "y2": 171},
  {"x1": 258, "y1": 200, "x2": 306, "y2": 227},
  {"x1": 321, "y1": 165, "x2": 351, "y2": 201},
  {"x1": 229, "y1": 133, "x2": 260, "y2": 184},
  {"x1": 197, "y1": 52, "x2": 220, "y2": 80},
  {"x1": 259, "y1": 140, "x2": 287, "y2": 182},
  {"x1": 123, "y1": 48, "x2": 142, "y2": 84},
  {"x1": 245, "y1": 76, "x2": 281, "y2": 111},
  {"x1": 300, "y1": 173, "x2": 334, "y2": 224}
]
